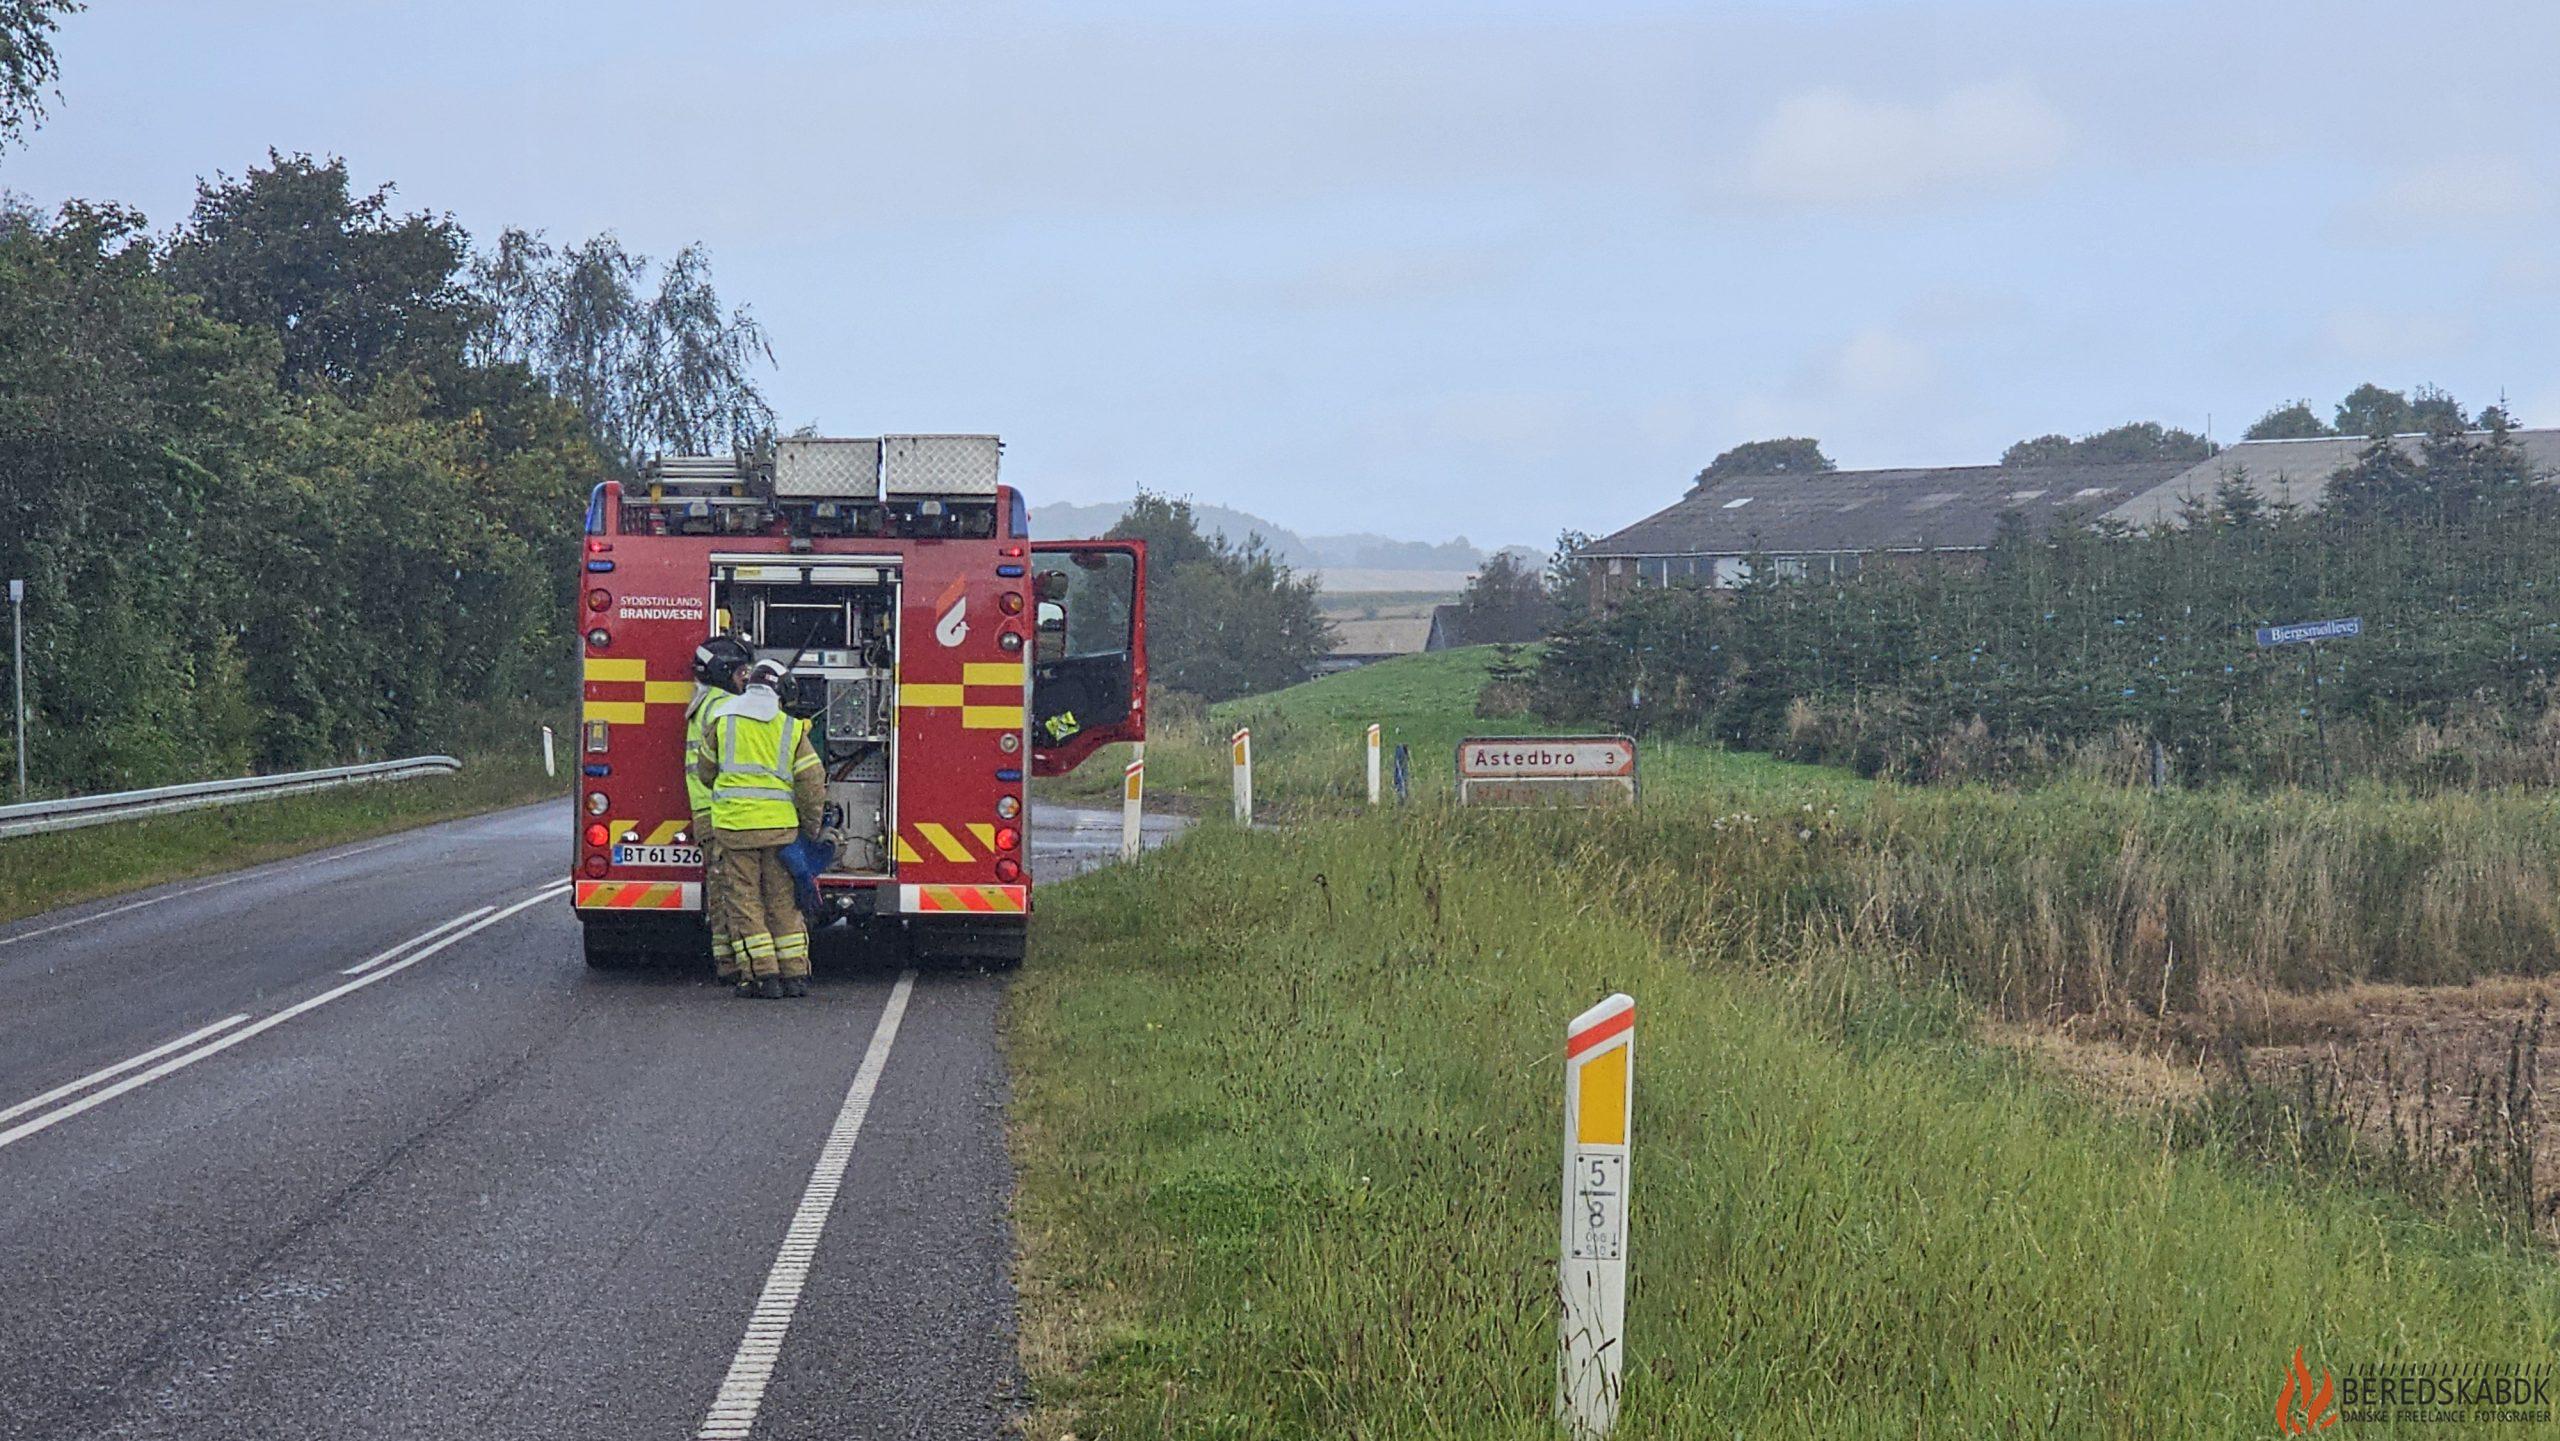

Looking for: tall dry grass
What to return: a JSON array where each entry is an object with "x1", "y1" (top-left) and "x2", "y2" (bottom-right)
[{"x1": 1849, "y1": 784, "x2": 2560, "y2": 1019}]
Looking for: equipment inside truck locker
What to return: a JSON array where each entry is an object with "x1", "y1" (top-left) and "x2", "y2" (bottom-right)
[{"x1": 570, "y1": 435, "x2": 1145, "y2": 971}]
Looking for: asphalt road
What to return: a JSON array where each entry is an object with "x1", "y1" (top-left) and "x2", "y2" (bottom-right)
[{"x1": 0, "y1": 798, "x2": 1180, "y2": 1440}]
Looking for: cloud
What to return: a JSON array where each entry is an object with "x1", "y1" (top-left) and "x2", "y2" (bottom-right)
[
  {"x1": 2352, "y1": 155, "x2": 2551, "y2": 238},
  {"x1": 1714, "y1": 326, "x2": 1943, "y2": 460},
  {"x1": 2320, "y1": 308, "x2": 2472, "y2": 363},
  {"x1": 1743, "y1": 81, "x2": 2070, "y2": 209},
  {"x1": 1826, "y1": 327, "x2": 1935, "y2": 399},
  {"x1": 1253, "y1": 243, "x2": 1522, "y2": 311},
  {"x1": 1361, "y1": 389, "x2": 1593, "y2": 455}
]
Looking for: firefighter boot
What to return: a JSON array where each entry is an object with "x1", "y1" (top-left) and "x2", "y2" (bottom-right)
[
  {"x1": 758, "y1": 976, "x2": 786, "y2": 1000},
  {"x1": 735, "y1": 932, "x2": 776, "y2": 998},
  {"x1": 775, "y1": 928, "x2": 812, "y2": 999}
]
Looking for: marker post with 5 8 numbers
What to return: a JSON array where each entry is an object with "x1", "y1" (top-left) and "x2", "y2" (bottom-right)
[{"x1": 1559, "y1": 992, "x2": 1634, "y2": 1439}]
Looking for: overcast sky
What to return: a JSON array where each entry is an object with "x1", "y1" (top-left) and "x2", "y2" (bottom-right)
[{"x1": 7, "y1": 0, "x2": 2555, "y2": 549}]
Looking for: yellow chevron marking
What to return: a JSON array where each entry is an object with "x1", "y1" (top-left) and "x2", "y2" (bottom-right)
[
  {"x1": 967, "y1": 823, "x2": 996, "y2": 849},
  {"x1": 962, "y1": 705, "x2": 1024, "y2": 730},
  {"x1": 644, "y1": 819, "x2": 687, "y2": 844},
  {"x1": 583, "y1": 657, "x2": 646, "y2": 682},
  {"x1": 963, "y1": 661, "x2": 1025, "y2": 686},
  {"x1": 895, "y1": 835, "x2": 924, "y2": 865},
  {"x1": 585, "y1": 700, "x2": 645, "y2": 725},
  {"x1": 638, "y1": 883, "x2": 674, "y2": 907},
  {"x1": 900, "y1": 683, "x2": 965, "y2": 708},
  {"x1": 915, "y1": 822, "x2": 975, "y2": 863}
]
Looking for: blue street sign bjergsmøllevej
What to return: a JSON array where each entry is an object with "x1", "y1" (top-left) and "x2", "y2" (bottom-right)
[{"x1": 2255, "y1": 616, "x2": 2362, "y2": 647}]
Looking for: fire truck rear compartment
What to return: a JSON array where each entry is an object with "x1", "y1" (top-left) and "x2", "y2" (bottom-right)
[{"x1": 712, "y1": 561, "x2": 899, "y2": 880}]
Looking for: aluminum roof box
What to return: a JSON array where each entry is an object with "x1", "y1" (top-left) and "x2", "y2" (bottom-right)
[
  {"x1": 881, "y1": 435, "x2": 1001, "y2": 498},
  {"x1": 774, "y1": 437, "x2": 882, "y2": 499}
]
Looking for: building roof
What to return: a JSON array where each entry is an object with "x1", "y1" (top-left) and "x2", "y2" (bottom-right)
[
  {"x1": 1329, "y1": 616, "x2": 1434, "y2": 657},
  {"x1": 2101, "y1": 429, "x2": 2560, "y2": 528},
  {"x1": 1584, "y1": 460, "x2": 2192, "y2": 559}
]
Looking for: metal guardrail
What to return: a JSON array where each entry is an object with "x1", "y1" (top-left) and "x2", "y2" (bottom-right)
[{"x1": 0, "y1": 755, "x2": 462, "y2": 840}]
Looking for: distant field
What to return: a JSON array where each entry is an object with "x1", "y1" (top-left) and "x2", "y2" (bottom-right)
[
  {"x1": 1316, "y1": 590, "x2": 1456, "y2": 620},
  {"x1": 1311, "y1": 566, "x2": 1478, "y2": 593}
]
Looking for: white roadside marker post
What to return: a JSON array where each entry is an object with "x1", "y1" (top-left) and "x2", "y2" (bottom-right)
[
  {"x1": 1366, "y1": 722, "x2": 1381, "y2": 805},
  {"x1": 1121, "y1": 743, "x2": 1145, "y2": 861},
  {"x1": 1231, "y1": 726, "x2": 1253, "y2": 828},
  {"x1": 1559, "y1": 992, "x2": 1634, "y2": 1439},
  {"x1": 541, "y1": 724, "x2": 556, "y2": 778}
]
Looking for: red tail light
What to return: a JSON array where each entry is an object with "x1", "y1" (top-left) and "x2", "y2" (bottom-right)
[
  {"x1": 585, "y1": 822, "x2": 610, "y2": 848},
  {"x1": 994, "y1": 826, "x2": 1020, "y2": 852},
  {"x1": 994, "y1": 857, "x2": 1021, "y2": 882},
  {"x1": 582, "y1": 856, "x2": 608, "y2": 877},
  {"x1": 586, "y1": 588, "x2": 612, "y2": 612}
]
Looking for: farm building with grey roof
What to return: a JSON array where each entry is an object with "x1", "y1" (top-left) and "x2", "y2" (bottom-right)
[
  {"x1": 1582, "y1": 460, "x2": 2189, "y2": 594},
  {"x1": 2100, "y1": 429, "x2": 2560, "y2": 529}
]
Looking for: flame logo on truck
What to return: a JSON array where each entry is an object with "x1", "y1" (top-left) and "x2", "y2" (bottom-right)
[{"x1": 934, "y1": 581, "x2": 969, "y2": 648}]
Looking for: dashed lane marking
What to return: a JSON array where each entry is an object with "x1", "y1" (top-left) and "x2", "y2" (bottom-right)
[
  {"x1": 341, "y1": 904, "x2": 495, "y2": 975},
  {"x1": 0, "y1": 882, "x2": 568, "y2": 1153},
  {"x1": 696, "y1": 969, "x2": 917, "y2": 1440},
  {"x1": 0, "y1": 1014, "x2": 252, "y2": 1128}
]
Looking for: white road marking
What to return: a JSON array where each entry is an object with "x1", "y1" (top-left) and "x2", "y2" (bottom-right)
[
  {"x1": 0, "y1": 834, "x2": 409, "y2": 951},
  {"x1": 0, "y1": 1014, "x2": 252, "y2": 1127},
  {"x1": 696, "y1": 969, "x2": 917, "y2": 1441},
  {"x1": 341, "y1": 904, "x2": 495, "y2": 975},
  {"x1": 0, "y1": 882, "x2": 569, "y2": 1153}
]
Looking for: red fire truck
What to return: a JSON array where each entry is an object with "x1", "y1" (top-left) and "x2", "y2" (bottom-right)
[{"x1": 569, "y1": 435, "x2": 1145, "y2": 969}]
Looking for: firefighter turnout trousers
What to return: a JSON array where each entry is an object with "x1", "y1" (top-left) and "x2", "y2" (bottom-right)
[
  {"x1": 697, "y1": 823, "x2": 732, "y2": 979},
  {"x1": 686, "y1": 687, "x2": 735, "y2": 979},
  {"x1": 717, "y1": 841, "x2": 810, "y2": 981}
]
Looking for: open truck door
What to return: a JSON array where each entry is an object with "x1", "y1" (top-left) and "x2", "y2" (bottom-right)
[{"x1": 1029, "y1": 540, "x2": 1145, "y2": 776}]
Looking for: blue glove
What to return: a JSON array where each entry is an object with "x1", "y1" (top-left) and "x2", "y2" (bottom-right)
[{"x1": 780, "y1": 836, "x2": 839, "y2": 918}]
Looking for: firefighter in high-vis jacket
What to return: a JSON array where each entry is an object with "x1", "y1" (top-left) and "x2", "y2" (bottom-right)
[
  {"x1": 693, "y1": 658, "x2": 826, "y2": 999},
  {"x1": 686, "y1": 632, "x2": 756, "y2": 983}
]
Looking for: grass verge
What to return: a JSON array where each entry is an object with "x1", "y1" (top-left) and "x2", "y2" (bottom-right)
[
  {"x1": 0, "y1": 750, "x2": 561, "y2": 925},
  {"x1": 1011, "y1": 812, "x2": 2560, "y2": 1438},
  {"x1": 1034, "y1": 647, "x2": 1862, "y2": 816}
]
